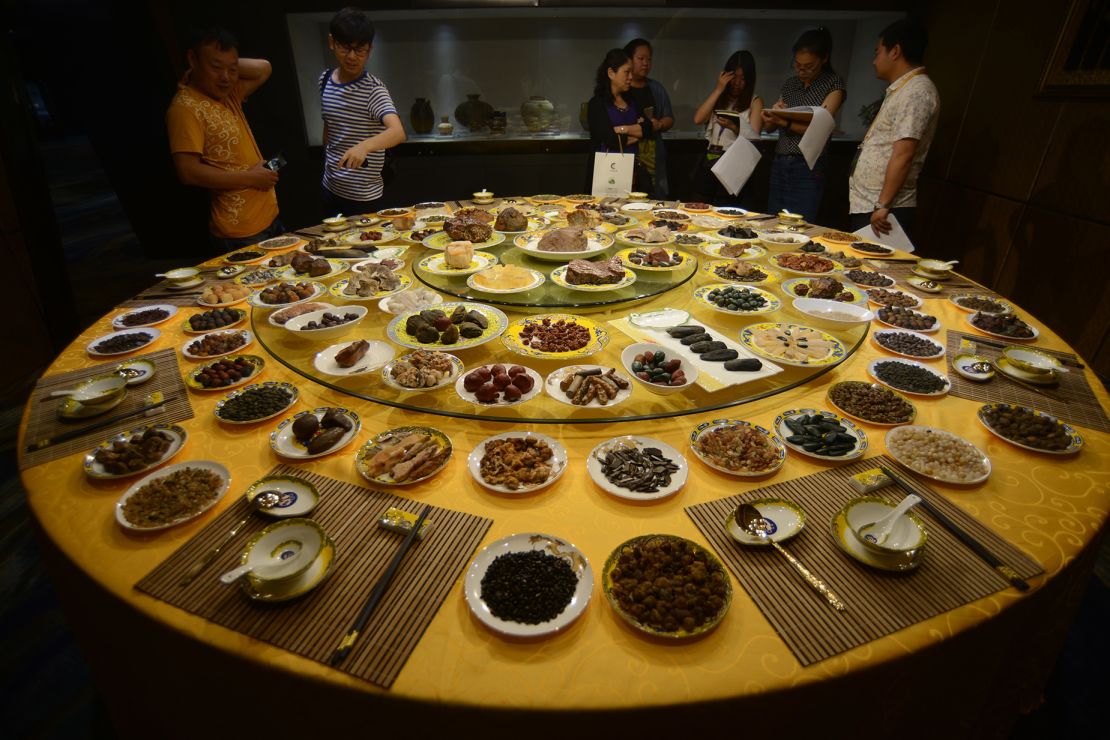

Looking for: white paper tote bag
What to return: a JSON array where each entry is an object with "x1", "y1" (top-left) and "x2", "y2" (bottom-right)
[{"x1": 591, "y1": 151, "x2": 635, "y2": 197}]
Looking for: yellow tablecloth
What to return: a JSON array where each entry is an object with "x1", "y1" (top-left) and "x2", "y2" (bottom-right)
[{"x1": 19, "y1": 215, "x2": 1110, "y2": 736}]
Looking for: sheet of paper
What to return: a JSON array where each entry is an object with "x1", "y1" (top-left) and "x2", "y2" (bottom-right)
[
  {"x1": 710, "y1": 136, "x2": 762, "y2": 196},
  {"x1": 797, "y1": 106, "x2": 835, "y2": 169},
  {"x1": 852, "y1": 213, "x2": 916, "y2": 253}
]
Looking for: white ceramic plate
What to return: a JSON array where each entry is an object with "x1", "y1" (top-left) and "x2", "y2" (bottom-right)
[
  {"x1": 273, "y1": 258, "x2": 349, "y2": 282},
  {"x1": 354, "y1": 426, "x2": 453, "y2": 486},
  {"x1": 977, "y1": 403, "x2": 1083, "y2": 455},
  {"x1": 467, "y1": 266, "x2": 546, "y2": 294},
  {"x1": 725, "y1": 497, "x2": 807, "y2": 545},
  {"x1": 185, "y1": 354, "x2": 265, "y2": 391},
  {"x1": 874, "y1": 307, "x2": 941, "y2": 333},
  {"x1": 867, "y1": 358, "x2": 951, "y2": 397},
  {"x1": 464, "y1": 532, "x2": 593, "y2": 638},
  {"x1": 213, "y1": 382, "x2": 299, "y2": 425},
  {"x1": 885, "y1": 425, "x2": 992, "y2": 485},
  {"x1": 114, "y1": 460, "x2": 230, "y2": 532},
  {"x1": 514, "y1": 229, "x2": 615, "y2": 262},
  {"x1": 467, "y1": 431, "x2": 568, "y2": 493},
  {"x1": 381, "y1": 351, "x2": 464, "y2": 392},
  {"x1": 544, "y1": 365, "x2": 633, "y2": 408},
  {"x1": 586, "y1": 436, "x2": 687, "y2": 501},
  {"x1": 86, "y1": 328, "x2": 159, "y2": 357},
  {"x1": 692, "y1": 284, "x2": 782, "y2": 315},
  {"x1": 548, "y1": 264, "x2": 635, "y2": 292},
  {"x1": 244, "y1": 475, "x2": 321, "y2": 518},
  {"x1": 378, "y1": 288, "x2": 444, "y2": 314},
  {"x1": 948, "y1": 294, "x2": 1013, "y2": 314},
  {"x1": 246, "y1": 281, "x2": 327, "y2": 309},
  {"x1": 865, "y1": 288, "x2": 923, "y2": 310},
  {"x1": 965, "y1": 312, "x2": 1040, "y2": 342},
  {"x1": 282, "y1": 305, "x2": 369, "y2": 341},
  {"x1": 112, "y1": 304, "x2": 178, "y2": 329},
  {"x1": 269, "y1": 407, "x2": 361, "y2": 460},
  {"x1": 313, "y1": 340, "x2": 396, "y2": 376},
  {"x1": 184, "y1": 307, "x2": 249, "y2": 334},
  {"x1": 455, "y1": 365, "x2": 543, "y2": 407},
  {"x1": 84, "y1": 423, "x2": 188, "y2": 480},
  {"x1": 417, "y1": 251, "x2": 498, "y2": 277},
  {"x1": 386, "y1": 302, "x2": 509, "y2": 351},
  {"x1": 871, "y1": 329, "x2": 946, "y2": 360},
  {"x1": 773, "y1": 409, "x2": 868, "y2": 462},
  {"x1": 689, "y1": 419, "x2": 786, "y2": 477},
  {"x1": 330, "y1": 274, "x2": 413, "y2": 301},
  {"x1": 180, "y1": 329, "x2": 253, "y2": 361}
]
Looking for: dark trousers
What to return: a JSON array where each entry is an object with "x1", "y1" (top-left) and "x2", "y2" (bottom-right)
[
  {"x1": 767, "y1": 154, "x2": 826, "y2": 223},
  {"x1": 209, "y1": 218, "x2": 285, "y2": 256},
  {"x1": 322, "y1": 186, "x2": 380, "y2": 220},
  {"x1": 848, "y1": 208, "x2": 916, "y2": 247}
]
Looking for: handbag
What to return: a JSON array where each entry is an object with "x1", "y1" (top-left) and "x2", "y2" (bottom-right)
[{"x1": 591, "y1": 135, "x2": 635, "y2": 197}]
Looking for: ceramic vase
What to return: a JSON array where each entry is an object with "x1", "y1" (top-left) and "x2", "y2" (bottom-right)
[
  {"x1": 521, "y1": 96, "x2": 555, "y2": 132},
  {"x1": 436, "y1": 116, "x2": 454, "y2": 136},
  {"x1": 410, "y1": 98, "x2": 434, "y2": 134},
  {"x1": 454, "y1": 94, "x2": 493, "y2": 131}
]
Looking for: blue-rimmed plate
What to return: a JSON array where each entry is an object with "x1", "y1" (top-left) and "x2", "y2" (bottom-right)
[
  {"x1": 84, "y1": 423, "x2": 188, "y2": 480},
  {"x1": 739, "y1": 322, "x2": 847, "y2": 367},
  {"x1": 689, "y1": 419, "x2": 786, "y2": 477},
  {"x1": 977, "y1": 403, "x2": 1083, "y2": 455},
  {"x1": 773, "y1": 408, "x2": 868, "y2": 462}
]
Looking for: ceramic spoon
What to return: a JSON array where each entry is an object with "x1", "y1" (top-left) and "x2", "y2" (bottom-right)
[
  {"x1": 218, "y1": 545, "x2": 309, "y2": 584},
  {"x1": 856, "y1": 494, "x2": 922, "y2": 547},
  {"x1": 737, "y1": 504, "x2": 846, "y2": 611},
  {"x1": 177, "y1": 491, "x2": 281, "y2": 586}
]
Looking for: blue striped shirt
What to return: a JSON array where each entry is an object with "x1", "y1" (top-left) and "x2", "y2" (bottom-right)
[{"x1": 320, "y1": 70, "x2": 397, "y2": 201}]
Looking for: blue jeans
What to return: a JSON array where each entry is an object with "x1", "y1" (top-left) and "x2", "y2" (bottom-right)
[
  {"x1": 209, "y1": 218, "x2": 285, "y2": 256},
  {"x1": 768, "y1": 154, "x2": 826, "y2": 223}
]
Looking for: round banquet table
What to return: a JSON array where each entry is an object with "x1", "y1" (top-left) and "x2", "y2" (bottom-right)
[{"x1": 19, "y1": 200, "x2": 1110, "y2": 740}]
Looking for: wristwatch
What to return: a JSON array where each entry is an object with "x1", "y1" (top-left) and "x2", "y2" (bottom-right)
[{"x1": 873, "y1": 202, "x2": 891, "y2": 211}]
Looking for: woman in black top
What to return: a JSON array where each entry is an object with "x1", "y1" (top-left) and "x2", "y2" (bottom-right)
[
  {"x1": 587, "y1": 48, "x2": 654, "y2": 193},
  {"x1": 762, "y1": 28, "x2": 847, "y2": 222}
]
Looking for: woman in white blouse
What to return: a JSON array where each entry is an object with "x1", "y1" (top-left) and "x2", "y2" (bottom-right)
[{"x1": 690, "y1": 50, "x2": 762, "y2": 204}]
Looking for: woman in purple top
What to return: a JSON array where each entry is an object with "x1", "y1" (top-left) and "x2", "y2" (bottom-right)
[{"x1": 587, "y1": 48, "x2": 654, "y2": 192}]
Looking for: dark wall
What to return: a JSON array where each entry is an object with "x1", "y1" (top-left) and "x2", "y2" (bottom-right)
[{"x1": 915, "y1": 0, "x2": 1110, "y2": 377}]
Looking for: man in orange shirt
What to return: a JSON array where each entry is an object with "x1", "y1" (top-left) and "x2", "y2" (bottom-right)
[{"x1": 166, "y1": 28, "x2": 282, "y2": 254}]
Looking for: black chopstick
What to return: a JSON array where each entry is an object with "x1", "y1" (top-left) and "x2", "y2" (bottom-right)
[
  {"x1": 878, "y1": 466, "x2": 1030, "y2": 592},
  {"x1": 25, "y1": 395, "x2": 176, "y2": 453},
  {"x1": 329, "y1": 504, "x2": 432, "y2": 667}
]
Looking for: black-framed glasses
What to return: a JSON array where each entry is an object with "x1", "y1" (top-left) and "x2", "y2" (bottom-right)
[{"x1": 336, "y1": 43, "x2": 370, "y2": 58}]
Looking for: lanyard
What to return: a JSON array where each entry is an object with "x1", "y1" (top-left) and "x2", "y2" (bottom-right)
[{"x1": 859, "y1": 67, "x2": 927, "y2": 147}]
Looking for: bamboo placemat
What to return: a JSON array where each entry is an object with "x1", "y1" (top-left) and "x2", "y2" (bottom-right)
[
  {"x1": 685, "y1": 455, "x2": 1042, "y2": 667},
  {"x1": 22, "y1": 349, "x2": 194, "y2": 470},
  {"x1": 119, "y1": 267, "x2": 222, "y2": 308},
  {"x1": 863, "y1": 259, "x2": 994, "y2": 298},
  {"x1": 945, "y1": 331, "x2": 1109, "y2": 433},
  {"x1": 136, "y1": 465, "x2": 492, "y2": 689}
]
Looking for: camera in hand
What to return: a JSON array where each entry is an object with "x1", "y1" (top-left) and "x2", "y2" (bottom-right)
[{"x1": 264, "y1": 153, "x2": 287, "y2": 172}]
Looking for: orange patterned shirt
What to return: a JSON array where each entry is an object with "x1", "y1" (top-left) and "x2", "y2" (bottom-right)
[{"x1": 166, "y1": 84, "x2": 278, "y2": 238}]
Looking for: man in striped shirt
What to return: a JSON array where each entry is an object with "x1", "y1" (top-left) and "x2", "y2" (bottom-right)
[{"x1": 320, "y1": 8, "x2": 405, "y2": 217}]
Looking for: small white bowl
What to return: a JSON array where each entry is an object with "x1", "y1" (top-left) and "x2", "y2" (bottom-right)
[
  {"x1": 164, "y1": 267, "x2": 200, "y2": 283},
  {"x1": 1001, "y1": 347, "x2": 1063, "y2": 376},
  {"x1": 283, "y1": 305, "x2": 368, "y2": 341},
  {"x1": 68, "y1": 373, "x2": 128, "y2": 405},
  {"x1": 322, "y1": 216, "x2": 348, "y2": 232},
  {"x1": 231, "y1": 518, "x2": 327, "y2": 585},
  {"x1": 791, "y1": 298, "x2": 874, "y2": 329},
  {"x1": 841, "y1": 496, "x2": 928, "y2": 556},
  {"x1": 757, "y1": 231, "x2": 810, "y2": 251},
  {"x1": 620, "y1": 343, "x2": 698, "y2": 395}
]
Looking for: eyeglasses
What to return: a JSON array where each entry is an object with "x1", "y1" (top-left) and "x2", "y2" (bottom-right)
[
  {"x1": 336, "y1": 43, "x2": 370, "y2": 58},
  {"x1": 794, "y1": 60, "x2": 821, "y2": 75}
]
